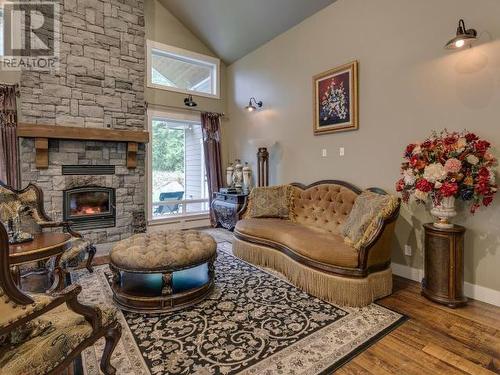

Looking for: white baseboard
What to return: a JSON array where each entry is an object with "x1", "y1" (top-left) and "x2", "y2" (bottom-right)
[{"x1": 391, "y1": 262, "x2": 500, "y2": 307}]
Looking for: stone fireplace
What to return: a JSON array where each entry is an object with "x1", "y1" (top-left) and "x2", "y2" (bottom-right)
[{"x1": 16, "y1": 0, "x2": 147, "y2": 245}]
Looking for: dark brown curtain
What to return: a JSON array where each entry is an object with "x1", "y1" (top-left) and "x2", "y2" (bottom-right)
[
  {"x1": 0, "y1": 85, "x2": 20, "y2": 189},
  {"x1": 201, "y1": 112, "x2": 223, "y2": 226}
]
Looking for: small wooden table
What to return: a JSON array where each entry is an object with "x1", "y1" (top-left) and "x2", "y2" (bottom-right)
[
  {"x1": 422, "y1": 223, "x2": 467, "y2": 308},
  {"x1": 9, "y1": 232, "x2": 72, "y2": 291}
]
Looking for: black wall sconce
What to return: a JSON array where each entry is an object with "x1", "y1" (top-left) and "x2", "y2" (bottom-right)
[
  {"x1": 184, "y1": 95, "x2": 198, "y2": 107},
  {"x1": 245, "y1": 97, "x2": 263, "y2": 112},
  {"x1": 445, "y1": 19, "x2": 477, "y2": 50}
]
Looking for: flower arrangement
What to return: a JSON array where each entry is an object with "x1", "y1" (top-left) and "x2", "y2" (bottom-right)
[{"x1": 396, "y1": 130, "x2": 498, "y2": 214}]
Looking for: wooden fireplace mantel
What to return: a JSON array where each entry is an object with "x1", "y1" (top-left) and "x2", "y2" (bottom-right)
[{"x1": 17, "y1": 123, "x2": 150, "y2": 169}]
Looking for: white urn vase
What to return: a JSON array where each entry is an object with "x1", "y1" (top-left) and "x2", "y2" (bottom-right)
[
  {"x1": 430, "y1": 196, "x2": 457, "y2": 229},
  {"x1": 226, "y1": 165, "x2": 234, "y2": 187}
]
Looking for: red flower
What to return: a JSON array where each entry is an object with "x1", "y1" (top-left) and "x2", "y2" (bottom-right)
[
  {"x1": 405, "y1": 144, "x2": 416, "y2": 156},
  {"x1": 465, "y1": 133, "x2": 479, "y2": 142},
  {"x1": 474, "y1": 140, "x2": 490, "y2": 154},
  {"x1": 483, "y1": 196, "x2": 494, "y2": 207},
  {"x1": 475, "y1": 181, "x2": 491, "y2": 195},
  {"x1": 416, "y1": 179, "x2": 433, "y2": 192},
  {"x1": 396, "y1": 179, "x2": 405, "y2": 192},
  {"x1": 440, "y1": 182, "x2": 458, "y2": 197},
  {"x1": 444, "y1": 135, "x2": 457, "y2": 145}
]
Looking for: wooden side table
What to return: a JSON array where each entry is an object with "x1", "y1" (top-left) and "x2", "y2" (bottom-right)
[
  {"x1": 422, "y1": 223, "x2": 467, "y2": 308},
  {"x1": 211, "y1": 192, "x2": 248, "y2": 231},
  {"x1": 9, "y1": 232, "x2": 72, "y2": 292}
]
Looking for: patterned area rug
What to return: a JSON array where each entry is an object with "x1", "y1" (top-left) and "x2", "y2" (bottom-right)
[{"x1": 72, "y1": 240, "x2": 405, "y2": 375}]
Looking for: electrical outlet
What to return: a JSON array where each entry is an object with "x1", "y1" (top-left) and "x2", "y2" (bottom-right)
[
  {"x1": 322, "y1": 149, "x2": 327, "y2": 157},
  {"x1": 404, "y1": 245, "x2": 412, "y2": 256},
  {"x1": 339, "y1": 147, "x2": 345, "y2": 156}
]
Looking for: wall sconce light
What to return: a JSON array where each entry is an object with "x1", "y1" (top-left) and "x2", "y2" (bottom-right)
[
  {"x1": 445, "y1": 19, "x2": 477, "y2": 50},
  {"x1": 184, "y1": 95, "x2": 198, "y2": 107},
  {"x1": 245, "y1": 97, "x2": 263, "y2": 112}
]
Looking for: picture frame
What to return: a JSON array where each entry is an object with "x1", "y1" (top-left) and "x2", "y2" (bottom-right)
[{"x1": 313, "y1": 60, "x2": 358, "y2": 135}]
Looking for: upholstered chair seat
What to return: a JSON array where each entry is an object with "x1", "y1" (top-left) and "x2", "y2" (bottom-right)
[{"x1": 0, "y1": 302, "x2": 117, "y2": 375}]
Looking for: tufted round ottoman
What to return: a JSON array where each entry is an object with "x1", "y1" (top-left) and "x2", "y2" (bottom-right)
[{"x1": 109, "y1": 230, "x2": 217, "y2": 313}]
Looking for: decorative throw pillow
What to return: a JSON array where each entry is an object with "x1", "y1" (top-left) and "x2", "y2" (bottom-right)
[
  {"x1": 341, "y1": 191, "x2": 399, "y2": 250},
  {"x1": 247, "y1": 185, "x2": 293, "y2": 219}
]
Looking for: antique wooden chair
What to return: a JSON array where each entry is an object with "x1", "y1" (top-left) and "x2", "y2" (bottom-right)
[
  {"x1": 0, "y1": 223, "x2": 122, "y2": 374},
  {"x1": 0, "y1": 181, "x2": 96, "y2": 274}
]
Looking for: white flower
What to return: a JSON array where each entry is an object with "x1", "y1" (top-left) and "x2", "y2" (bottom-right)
[
  {"x1": 413, "y1": 145, "x2": 422, "y2": 154},
  {"x1": 423, "y1": 163, "x2": 447, "y2": 183},
  {"x1": 434, "y1": 181, "x2": 443, "y2": 189},
  {"x1": 403, "y1": 170, "x2": 416, "y2": 185},
  {"x1": 414, "y1": 189, "x2": 429, "y2": 201},
  {"x1": 466, "y1": 154, "x2": 479, "y2": 165}
]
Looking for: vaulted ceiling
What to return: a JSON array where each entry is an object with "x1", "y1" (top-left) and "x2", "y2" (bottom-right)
[{"x1": 159, "y1": 0, "x2": 337, "y2": 64}]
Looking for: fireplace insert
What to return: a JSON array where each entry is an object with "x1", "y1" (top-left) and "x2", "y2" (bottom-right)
[{"x1": 63, "y1": 186, "x2": 116, "y2": 230}]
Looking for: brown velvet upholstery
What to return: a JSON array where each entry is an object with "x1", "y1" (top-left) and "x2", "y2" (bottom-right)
[
  {"x1": 291, "y1": 184, "x2": 358, "y2": 235},
  {"x1": 233, "y1": 181, "x2": 400, "y2": 306},
  {"x1": 236, "y1": 218, "x2": 358, "y2": 268}
]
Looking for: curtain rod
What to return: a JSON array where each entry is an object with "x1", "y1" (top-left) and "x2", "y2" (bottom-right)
[{"x1": 145, "y1": 102, "x2": 225, "y2": 117}]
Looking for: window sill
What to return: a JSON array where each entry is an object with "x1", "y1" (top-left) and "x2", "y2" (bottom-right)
[{"x1": 148, "y1": 213, "x2": 210, "y2": 226}]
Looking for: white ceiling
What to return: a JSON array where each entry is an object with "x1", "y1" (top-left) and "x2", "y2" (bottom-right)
[{"x1": 159, "y1": 0, "x2": 337, "y2": 64}]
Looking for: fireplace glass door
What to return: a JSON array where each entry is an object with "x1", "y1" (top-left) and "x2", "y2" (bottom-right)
[{"x1": 63, "y1": 187, "x2": 116, "y2": 230}]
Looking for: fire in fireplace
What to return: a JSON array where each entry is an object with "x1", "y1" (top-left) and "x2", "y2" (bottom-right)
[{"x1": 63, "y1": 186, "x2": 116, "y2": 230}]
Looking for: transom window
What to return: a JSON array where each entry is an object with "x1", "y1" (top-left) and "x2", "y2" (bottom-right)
[
  {"x1": 147, "y1": 109, "x2": 209, "y2": 222},
  {"x1": 147, "y1": 40, "x2": 220, "y2": 98}
]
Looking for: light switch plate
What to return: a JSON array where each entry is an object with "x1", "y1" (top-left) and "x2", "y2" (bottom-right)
[
  {"x1": 404, "y1": 245, "x2": 412, "y2": 256},
  {"x1": 322, "y1": 149, "x2": 327, "y2": 157},
  {"x1": 339, "y1": 147, "x2": 345, "y2": 156}
]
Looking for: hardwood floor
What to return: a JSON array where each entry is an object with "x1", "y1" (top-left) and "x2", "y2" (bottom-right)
[{"x1": 338, "y1": 276, "x2": 500, "y2": 375}]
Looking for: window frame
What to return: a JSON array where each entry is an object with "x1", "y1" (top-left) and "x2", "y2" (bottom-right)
[
  {"x1": 146, "y1": 40, "x2": 221, "y2": 99},
  {"x1": 147, "y1": 108, "x2": 210, "y2": 224}
]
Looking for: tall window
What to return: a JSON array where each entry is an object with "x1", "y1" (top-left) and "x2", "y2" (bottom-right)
[
  {"x1": 148, "y1": 110, "x2": 209, "y2": 221},
  {"x1": 147, "y1": 40, "x2": 220, "y2": 98}
]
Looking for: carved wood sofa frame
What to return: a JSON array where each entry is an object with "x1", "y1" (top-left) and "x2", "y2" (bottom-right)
[
  {"x1": 0, "y1": 181, "x2": 96, "y2": 273},
  {"x1": 233, "y1": 180, "x2": 401, "y2": 306},
  {"x1": 0, "y1": 223, "x2": 122, "y2": 374},
  {"x1": 235, "y1": 180, "x2": 400, "y2": 278}
]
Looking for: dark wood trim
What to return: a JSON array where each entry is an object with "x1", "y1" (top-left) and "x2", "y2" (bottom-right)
[
  {"x1": 241, "y1": 180, "x2": 400, "y2": 274},
  {"x1": 291, "y1": 179, "x2": 363, "y2": 194},
  {"x1": 234, "y1": 230, "x2": 390, "y2": 278},
  {"x1": 17, "y1": 123, "x2": 150, "y2": 143}
]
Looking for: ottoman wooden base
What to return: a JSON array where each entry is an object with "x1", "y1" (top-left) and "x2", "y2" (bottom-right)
[
  {"x1": 109, "y1": 258, "x2": 216, "y2": 313},
  {"x1": 112, "y1": 279, "x2": 215, "y2": 313}
]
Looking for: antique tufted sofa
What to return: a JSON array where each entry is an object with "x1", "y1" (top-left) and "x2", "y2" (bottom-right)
[{"x1": 233, "y1": 180, "x2": 400, "y2": 307}]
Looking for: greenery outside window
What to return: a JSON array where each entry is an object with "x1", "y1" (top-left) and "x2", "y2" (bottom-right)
[{"x1": 147, "y1": 109, "x2": 209, "y2": 222}]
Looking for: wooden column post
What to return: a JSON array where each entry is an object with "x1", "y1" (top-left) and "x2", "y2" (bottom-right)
[{"x1": 127, "y1": 142, "x2": 138, "y2": 169}]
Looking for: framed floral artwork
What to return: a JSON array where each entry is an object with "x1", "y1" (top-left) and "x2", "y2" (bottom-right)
[{"x1": 313, "y1": 61, "x2": 358, "y2": 135}]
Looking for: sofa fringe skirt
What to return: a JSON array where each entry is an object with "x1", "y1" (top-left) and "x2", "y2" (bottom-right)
[{"x1": 233, "y1": 238, "x2": 392, "y2": 307}]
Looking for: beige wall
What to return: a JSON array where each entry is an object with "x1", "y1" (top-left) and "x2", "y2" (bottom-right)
[
  {"x1": 145, "y1": 0, "x2": 227, "y2": 115},
  {"x1": 225, "y1": 0, "x2": 500, "y2": 293}
]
